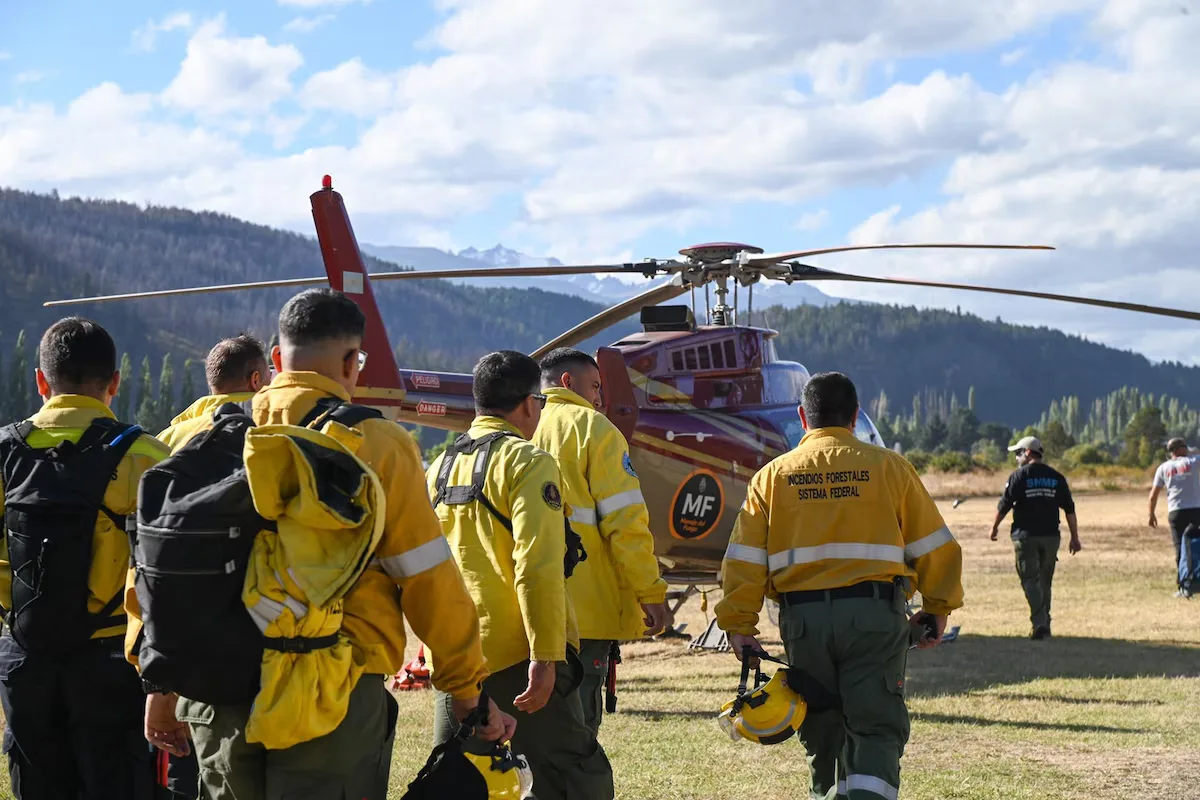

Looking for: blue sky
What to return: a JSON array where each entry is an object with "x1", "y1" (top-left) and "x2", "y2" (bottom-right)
[{"x1": 3, "y1": 1, "x2": 1200, "y2": 363}]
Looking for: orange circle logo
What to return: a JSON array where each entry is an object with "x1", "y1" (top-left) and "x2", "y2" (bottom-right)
[{"x1": 669, "y1": 469, "x2": 724, "y2": 540}]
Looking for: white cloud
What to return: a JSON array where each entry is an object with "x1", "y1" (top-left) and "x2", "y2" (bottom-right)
[
  {"x1": 0, "y1": 51, "x2": 12, "y2": 62},
  {"x1": 9, "y1": 0, "x2": 1200, "y2": 361},
  {"x1": 300, "y1": 57, "x2": 395, "y2": 115},
  {"x1": 795, "y1": 210, "x2": 831, "y2": 231},
  {"x1": 131, "y1": 12, "x2": 194, "y2": 53},
  {"x1": 13, "y1": 70, "x2": 46, "y2": 85},
  {"x1": 161, "y1": 16, "x2": 303, "y2": 115},
  {"x1": 283, "y1": 14, "x2": 336, "y2": 34},
  {"x1": 1000, "y1": 47, "x2": 1028, "y2": 65}
]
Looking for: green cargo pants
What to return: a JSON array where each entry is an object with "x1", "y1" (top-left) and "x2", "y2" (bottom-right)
[
  {"x1": 176, "y1": 673, "x2": 397, "y2": 800},
  {"x1": 778, "y1": 590, "x2": 911, "y2": 800},
  {"x1": 1014, "y1": 535, "x2": 1059, "y2": 630},
  {"x1": 576, "y1": 639, "x2": 613, "y2": 734},
  {"x1": 432, "y1": 649, "x2": 614, "y2": 800}
]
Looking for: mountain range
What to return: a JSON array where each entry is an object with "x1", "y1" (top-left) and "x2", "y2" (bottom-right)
[{"x1": 359, "y1": 242, "x2": 842, "y2": 309}]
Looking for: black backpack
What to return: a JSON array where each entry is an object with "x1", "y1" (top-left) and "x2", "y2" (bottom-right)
[
  {"x1": 0, "y1": 417, "x2": 143, "y2": 656},
  {"x1": 132, "y1": 397, "x2": 382, "y2": 703},
  {"x1": 432, "y1": 431, "x2": 586, "y2": 578}
]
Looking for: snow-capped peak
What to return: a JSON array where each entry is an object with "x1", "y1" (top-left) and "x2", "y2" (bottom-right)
[{"x1": 457, "y1": 244, "x2": 563, "y2": 268}]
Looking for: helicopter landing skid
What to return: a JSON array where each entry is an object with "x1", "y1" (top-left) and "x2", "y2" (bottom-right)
[{"x1": 687, "y1": 618, "x2": 730, "y2": 652}]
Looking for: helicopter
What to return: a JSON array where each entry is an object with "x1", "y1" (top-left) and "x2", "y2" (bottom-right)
[{"x1": 44, "y1": 175, "x2": 1200, "y2": 635}]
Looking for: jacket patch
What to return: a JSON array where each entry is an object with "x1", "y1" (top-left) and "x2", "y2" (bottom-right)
[
  {"x1": 542, "y1": 481, "x2": 563, "y2": 510},
  {"x1": 622, "y1": 452, "x2": 637, "y2": 478}
]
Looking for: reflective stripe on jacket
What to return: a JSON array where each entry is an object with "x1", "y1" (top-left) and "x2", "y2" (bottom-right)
[
  {"x1": 240, "y1": 418, "x2": 385, "y2": 749},
  {"x1": 715, "y1": 426, "x2": 964, "y2": 636},
  {"x1": 0, "y1": 395, "x2": 168, "y2": 641},
  {"x1": 532, "y1": 387, "x2": 667, "y2": 641},
  {"x1": 426, "y1": 416, "x2": 579, "y2": 674}
]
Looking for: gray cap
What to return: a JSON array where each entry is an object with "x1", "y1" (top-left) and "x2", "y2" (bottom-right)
[
  {"x1": 1007, "y1": 435, "x2": 1043, "y2": 454},
  {"x1": 1168, "y1": 437, "x2": 1187, "y2": 452}
]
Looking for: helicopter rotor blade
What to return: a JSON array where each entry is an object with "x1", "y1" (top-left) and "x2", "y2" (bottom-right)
[
  {"x1": 792, "y1": 266, "x2": 1200, "y2": 322},
  {"x1": 748, "y1": 242, "x2": 1055, "y2": 266},
  {"x1": 42, "y1": 264, "x2": 668, "y2": 307},
  {"x1": 531, "y1": 277, "x2": 692, "y2": 359}
]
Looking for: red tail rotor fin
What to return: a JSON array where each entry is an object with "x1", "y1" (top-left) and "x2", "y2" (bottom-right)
[{"x1": 310, "y1": 176, "x2": 405, "y2": 418}]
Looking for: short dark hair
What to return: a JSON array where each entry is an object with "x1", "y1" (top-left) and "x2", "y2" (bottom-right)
[
  {"x1": 802, "y1": 371, "x2": 859, "y2": 429},
  {"x1": 539, "y1": 347, "x2": 598, "y2": 385},
  {"x1": 38, "y1": 317, "x2": 117, "y2": 392},
  {"x1": 278, "y1": 289, "x2": 365, "y2": 347},
  {"x1": 474, "y1": 350, "x2": 541, "y2": 414},
  {"x1": 205, "y1": 334, "x2": 267, "y2": 392}
]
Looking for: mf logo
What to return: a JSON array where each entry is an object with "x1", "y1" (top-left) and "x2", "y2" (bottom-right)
[{"x1": 682, "y1": 493, "x2": 716, "y2": 518}]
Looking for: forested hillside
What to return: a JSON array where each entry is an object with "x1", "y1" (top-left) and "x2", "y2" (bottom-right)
[
  {"x1": 758, "y1": 303, "x2": 1200, "y2": 427},
  {"x1": 0, "y1": 187, "x2": 636, "y2": 387},
  {"x1": 4, "y1": 186, "x2": 1200, "y2": 450}
]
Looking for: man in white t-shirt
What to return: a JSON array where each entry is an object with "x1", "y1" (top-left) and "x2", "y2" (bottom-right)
[{"x1": 1148, "y1": 437, "x2": 1200, "y2": 597}]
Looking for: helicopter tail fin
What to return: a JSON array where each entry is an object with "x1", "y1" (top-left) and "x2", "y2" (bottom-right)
[{"x1": 309, "y1": 176, "x2": 406, "y2": 418}]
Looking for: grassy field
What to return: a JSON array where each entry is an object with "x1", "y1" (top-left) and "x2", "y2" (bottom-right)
[{"x1": 2, "y1": 490, "x2": 1197, "y2": 798}]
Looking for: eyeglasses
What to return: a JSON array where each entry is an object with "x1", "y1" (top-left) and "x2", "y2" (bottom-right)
[
  {"x1": 346, "y1": 349, "x2": 368, "y2": 369},
  {"x1": 530, "y1": 393, "x2": 547, "y2": 408}
]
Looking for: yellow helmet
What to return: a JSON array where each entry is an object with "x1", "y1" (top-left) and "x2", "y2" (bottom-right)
[
  {"x1": 717, "y1": 669, "x2": 807, "y2": 745},
  {"x1": 402, "y1": 691, "x2": 534, "y2": 800},
  {"x1": 463, "y1": 742, "x2": 534, "y2": 799}
]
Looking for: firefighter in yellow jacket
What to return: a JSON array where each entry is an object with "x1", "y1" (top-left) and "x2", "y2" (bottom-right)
[
  {"x1": 532, "y1": 347, "x2": 670, "y2": 732},
  {"x1": 0, "y1": 318, "x2": 170, "y2": 798},
  {"x1": 716, "y1": 372, "x2": 963, "y2": 800},
  {"x1": 426, "y1": 350, "x2": 615, "y2": 800},
  {"x1": 137, "y1": 290, "x2": 514, "y2": 799},
  {"x1": 157, "y1": 333, "x2": 269, "y2": 450}
]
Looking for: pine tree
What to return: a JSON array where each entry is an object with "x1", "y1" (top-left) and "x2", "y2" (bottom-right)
[
  {"x1": 157, "y1": 354, "x2": 176, "y2": 429},
  {"x1": 8, "y1": 331, "x2": 30, "y2": 420},
  {"x1": 136, "y1": 356, "x2": 156, "y2": 430},
  {"x1": 180, "y1": 358, "x2": 197, "y2": 407},
  {"x1": 116, "y1": 352, "x2": 133, "y2": 421}
]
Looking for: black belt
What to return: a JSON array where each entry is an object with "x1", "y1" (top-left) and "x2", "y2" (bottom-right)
[
  {"x1": 779, "y1": 580, "x2": 896, "y2": 607},
  {"x1": 263, "y1": 633, "x2": 339, "y2": 653}
]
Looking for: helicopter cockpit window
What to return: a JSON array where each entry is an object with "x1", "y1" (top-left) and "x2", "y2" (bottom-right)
[{"x1": 710, "y1": 343, "x2": 725, "y2": 369}]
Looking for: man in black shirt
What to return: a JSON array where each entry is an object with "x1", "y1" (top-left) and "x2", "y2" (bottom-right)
[{"x1": 990, "y1": 436, "x2": 1083, "y2": 639}]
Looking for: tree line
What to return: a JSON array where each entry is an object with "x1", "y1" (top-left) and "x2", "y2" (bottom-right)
[
  {"x1": 867, "y1": 385, "x2": 1194, "y2": 473},
  {"x1": 0, "y1": 329, "x2": 199, "y2": 435}
]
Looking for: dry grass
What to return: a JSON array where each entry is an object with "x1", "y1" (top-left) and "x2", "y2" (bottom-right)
[
  {"x1": 3, "y1": 491, "x2": 1198, "y2": 799},
  {"x1": 921, "y1": 467, "x2": 1150, "y2": 499}
]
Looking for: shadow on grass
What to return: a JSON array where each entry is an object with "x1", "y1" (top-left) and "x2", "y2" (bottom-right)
[
  {"x1": 906, "y1": 635, "x2": 1200, "y2": 697},
  {"x1": 984, "y1": 692, "x2": 1165, "y2": 707},
  {"x1": 910, "y1": 711, "x2": 1150, "y2": 735}
]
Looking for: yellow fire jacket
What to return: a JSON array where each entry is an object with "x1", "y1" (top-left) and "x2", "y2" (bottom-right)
[
  {"x1": 0, "y1": 395, "x2": 168, "y2": 641},
  {"x1": 531, "y1": 387, "x2": 667, "y2": 641},
  {"x1": 716, "y1": 426, "x2": 964, "y2": 636},
  {"x1": 240, "y1": 418, "x2": 385, "y2": 749},
  {"x1": 125, "y1": 372, "x2": 489, "y2": 702},
  {"x1": 156, "y1": 392, "x2": 257, "y2": 451},
  {"x1": 426, "y1": 416, "x2": 580, "y2": 675}
]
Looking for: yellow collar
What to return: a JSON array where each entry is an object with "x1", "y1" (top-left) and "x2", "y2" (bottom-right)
[
  {"x1": 29, "y1": 394, "x2": 115, "y2": 428},
  {"x1": 469, "y1": 415, "x2": 526, "y2": 440},
  {"x1": 798, "y1": 426, "x2": 858, "y2": 445},
  {"x1": 544, "y1": 386, "x2": 595, "y2": 411},
  {"x1": 168, "y1": 392, "x2": 257, "y2": 427},
  {"x1": 265, "y1": 371, "x2": 352, "y2": 402}
]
